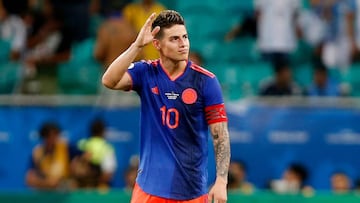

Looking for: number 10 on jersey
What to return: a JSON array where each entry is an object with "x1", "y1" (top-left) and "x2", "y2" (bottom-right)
[{"x1": 160, "y1": 106, "x2": 179, "y2": 129}]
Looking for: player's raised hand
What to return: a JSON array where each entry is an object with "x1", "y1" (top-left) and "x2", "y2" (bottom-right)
[{"x1": 134, "y1": 13, "x2": 160, "y2": 48}]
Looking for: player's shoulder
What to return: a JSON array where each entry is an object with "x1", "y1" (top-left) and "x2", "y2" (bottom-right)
[
  {"x1": 138, "y1": 59, "x2": 159, "y2": 67},
  {"x1": 189, "y1": 63, "x2": 215, "y2": 78},
  {"x1": 131, "y1": 59, "x2": 159, "y2": 69}
]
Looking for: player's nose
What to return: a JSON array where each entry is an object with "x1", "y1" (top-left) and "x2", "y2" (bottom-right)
[{"x1": 179, "y1": 38, "x2": 188, "y2": 47}]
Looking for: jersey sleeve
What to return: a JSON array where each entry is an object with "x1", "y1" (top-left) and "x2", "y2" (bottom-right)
[
  {"x1": 126, "y1": 61, "x2": 148, "y2": 92},
  {"x1": 203, "y1": 76, "x2": 228, "y2": 124}
]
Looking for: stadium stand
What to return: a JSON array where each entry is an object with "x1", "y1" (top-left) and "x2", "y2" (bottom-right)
[{"x1": 58, "y1": 38, "x2": 102, "y2": 94}]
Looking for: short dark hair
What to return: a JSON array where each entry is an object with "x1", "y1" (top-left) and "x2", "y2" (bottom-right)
[
  {"x1": 273, "y1": 59, "x2": 290, "y2": 73},
  {"x1": 90, "y1": 119, "x2": 105, "y2": 137},
  {"x1": 288, "y1": 163, "x2": 308, "y2": 182},
  {"x1": 152, "y1": 10, "x2": 185, "y2": 39},
  {"x1": 39, "y1": 122, "x2": 60, "y2": 139},
  {"x1": 313, "y1": 59, "x2": 328, "y2": 74}
]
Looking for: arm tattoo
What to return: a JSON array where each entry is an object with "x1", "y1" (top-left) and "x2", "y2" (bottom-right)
[{"x1": 211, "y1": 122, "x2": 231, "y2": 180}]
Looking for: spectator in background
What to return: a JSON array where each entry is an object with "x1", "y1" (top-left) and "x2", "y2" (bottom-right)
[
  {"x1": 224, "y1": 12, "x2": 257, "y2": 42},
  {"x1": 227, "y1": 160, "x2": 254, "y2": 194},
  {"x1": 25, "y1": 122, "x2": 74, "y2": 190},
  {"x1": 71, "y1": 119, "x2": 117, "y2": 189},
  {"x1": 22, "y1": 0, "x2": 71, "y2": 94},
  {"x1": 304, "y1": 60, "x2": 347, "y2": 96},
  {"x1": 0, "y1": 0, "x2": 27, "y2": 61},
  {"x1": 122, "y1": 0, "x2": 166, "y2": 60},
  {"x1": 94, "y1": 0, "x2": 137, "y2": 69},
  {"x1": 25, "y1": 0, "x2": 71, "y2": 66},
  {"x1": 259, "y1": 60, "x2": 302, "y2": 96},
  {"x1": 254, "y1": 0, "x2": 302, "y2": 66},
  {"x1": 331, "y1": 171, "x2": 352, "y2": 193},
  {"x1": 51, "y1": 0, "x2": 90, "y2": 43},
  {"x1": 297, "y1": 0, "x2": 327, "y2": 62},
  {"x1": 270, "y1": 163, "x2": 311, "y2": 194},
  {"x1": 319, "y1": 0, "x2": 357, "y2": 71}
]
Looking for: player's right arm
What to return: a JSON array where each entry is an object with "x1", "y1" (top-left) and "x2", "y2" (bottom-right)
[{"x1": 102, "y1": 13, "x2": 160, "y2": 90}]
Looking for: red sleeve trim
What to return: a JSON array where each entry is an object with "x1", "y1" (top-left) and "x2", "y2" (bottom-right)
[
  {"x1": 205, "y1": 103, "x2": 228, "y2": 124},
  {"x1": 190, "y1": 64, "x2": 215, "y2": 78}
]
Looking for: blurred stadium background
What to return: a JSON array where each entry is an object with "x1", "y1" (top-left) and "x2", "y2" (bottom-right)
[{"x1": 1, "y1": 0, "x2": 360, "y2": 202}]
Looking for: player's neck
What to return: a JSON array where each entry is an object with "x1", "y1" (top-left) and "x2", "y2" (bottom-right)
[{"x1": 160, "y1": 59, "x2": 187, "y2": 78}]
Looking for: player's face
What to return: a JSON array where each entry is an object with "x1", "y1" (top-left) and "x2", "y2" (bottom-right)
[{"x1": 156, "y1": 24, "x2": 190, "y2": 61}]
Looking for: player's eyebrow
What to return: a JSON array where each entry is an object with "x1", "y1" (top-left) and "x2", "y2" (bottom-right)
[{"x1": 169, "y1": 33, "x2": 188, "y2": 39}]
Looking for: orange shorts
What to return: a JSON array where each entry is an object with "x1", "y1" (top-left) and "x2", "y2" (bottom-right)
[{"x1": 130, "y1": 183, "x2": 208, "y2": 203}]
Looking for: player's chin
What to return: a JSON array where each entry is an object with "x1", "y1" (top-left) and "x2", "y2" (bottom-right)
[
  {"x1": 173, "y1": 55, "x2": 188, "y2": 61},
  {"x1": 168, "y1": 53, "x2": 188, "y2": 61},
  {"x1": 179, "y1": 53, "x2": 189, "y2": 61}
]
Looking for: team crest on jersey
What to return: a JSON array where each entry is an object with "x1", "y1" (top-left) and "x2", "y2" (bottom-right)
[
  {"x1": 165, "y1": 92, "x2": 179, "y2": 100},
  {"x1": 182, "y1": 88, "x2": 197, "y2": 104}
]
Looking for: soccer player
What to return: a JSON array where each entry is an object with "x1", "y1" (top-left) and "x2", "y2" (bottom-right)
[{"x1": 102, "y1": 10, "x2": 230, "y2": 203}]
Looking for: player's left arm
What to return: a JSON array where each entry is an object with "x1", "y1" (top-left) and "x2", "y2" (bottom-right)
[
  {"x1": 203, "y1": 75, "x2": 230, "y2": 202},
  {"x1": 208, "y1": 121, "x2": 230, "y2": 203}
]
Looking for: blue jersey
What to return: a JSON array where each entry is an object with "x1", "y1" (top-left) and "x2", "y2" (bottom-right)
[{"x1": 127, "y1": 60, "x2": 227, "y2": 200}]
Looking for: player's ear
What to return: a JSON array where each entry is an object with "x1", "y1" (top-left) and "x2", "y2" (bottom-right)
[{"x1": 153, "y1": 39, "x2": 160, "y2": 50}]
